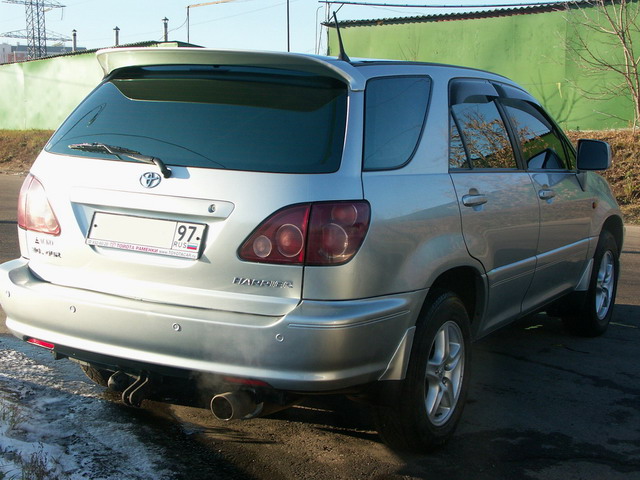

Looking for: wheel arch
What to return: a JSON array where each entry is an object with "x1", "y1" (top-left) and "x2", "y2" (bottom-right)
[
  {"x1": 601, "y1": 215, "x2": 624, "y2": 255},
  {"x1": 425, "y1": 266, "x2": 485, "y2": 328},
  {"x1": 377, "y1": 265, "x2": 485, "y2": 383}
]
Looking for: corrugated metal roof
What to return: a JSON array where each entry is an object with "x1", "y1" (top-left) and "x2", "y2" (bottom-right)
[{"x1": 324, "y1": 1, "x2": 588, "y2": 28}]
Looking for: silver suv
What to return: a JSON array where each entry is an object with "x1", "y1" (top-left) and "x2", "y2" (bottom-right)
[{"x1": 0, "y1": 47, "x2": 623, "y2": 452}]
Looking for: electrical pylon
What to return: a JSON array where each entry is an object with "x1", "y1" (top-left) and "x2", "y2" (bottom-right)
[{"x1": 2, "y1": 0, "x2": 66, "y2": 59}]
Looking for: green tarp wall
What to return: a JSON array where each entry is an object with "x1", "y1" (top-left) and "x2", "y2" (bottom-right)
[
  {"x1": 328, "y1": 5, "x2": 635, "y2": 130},
  {"x1": 0, "y1": 42, "x2": 195, "y2": 130},
  {"x1": 0, "y1": 53, "x2": 103, "y2": 130}
]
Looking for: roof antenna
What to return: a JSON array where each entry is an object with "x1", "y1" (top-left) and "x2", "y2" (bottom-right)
[{"x1": 332, "y1": 11, "x2": 350, "y2": 63}]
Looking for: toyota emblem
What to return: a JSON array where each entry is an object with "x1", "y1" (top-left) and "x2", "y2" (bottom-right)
[{"x1": 140, "y1": 172, "x2": 161, "y2": 188}]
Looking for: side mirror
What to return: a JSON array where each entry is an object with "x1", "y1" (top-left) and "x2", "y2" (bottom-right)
[{"x1": 576, "y1": 139, "x2": 611, "y2": 170}]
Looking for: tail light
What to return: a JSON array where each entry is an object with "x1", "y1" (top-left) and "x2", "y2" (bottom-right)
[
  {"x1": 17, "y1": 174, "x2": 61, "y2": 236},
  {"x1": 239, "y1": 201, "x2": 370, "y2": 266}
]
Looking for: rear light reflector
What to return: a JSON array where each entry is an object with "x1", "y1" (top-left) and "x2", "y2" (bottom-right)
[
  {"x1": 17, "y1": 174, "x2": 61, "y2": 236},
  {"x1": 26, "y1": 338, "x2": 55, "y2": 350},
  {"x1": 238, "y1": 201, "x2": 370, "y2": 266},
  {"x1": 222, "y1": 376, "x2": 271, "y2": 388}
]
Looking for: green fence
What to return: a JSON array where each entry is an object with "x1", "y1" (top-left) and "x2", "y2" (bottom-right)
[
  {"x1": 0, "y1": 53, "x2": 103, "y2": 130},
  {"x1": 329, "y1": 5, "x2": 636, "y2": 131},
  {"x1": 0, "y1": 42, "x2": 197, "y2": 130}
]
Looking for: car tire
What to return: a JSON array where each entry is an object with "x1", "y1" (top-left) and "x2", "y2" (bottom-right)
[
  {"x1": 562, "y1": 230, "x2": 619, "y2": 337},
  {"x1": 80, "y1": 363, "x2": 112, "y2": 387},
  {"x1": 373, "y1": 290, "x2": 471, "y2": 452}
]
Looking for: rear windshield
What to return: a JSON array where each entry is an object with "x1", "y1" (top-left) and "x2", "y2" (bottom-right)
[{"x1": 46, "y1": 65, "x2": 348, "y2": 174}]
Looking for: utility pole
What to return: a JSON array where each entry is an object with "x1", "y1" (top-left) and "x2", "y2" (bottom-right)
[
  {"x1": 286, "y1": 0, "x2": 290, "y2": 52},
  {"x1": 2, "y1": 0, "x2": 67, "y2": 59},
  {"x1": 162, "y1": 17, "x2": 169, "y2": 42},
  {"x1": 114, "y1": 26, "x2": 120, "y2": 46}
]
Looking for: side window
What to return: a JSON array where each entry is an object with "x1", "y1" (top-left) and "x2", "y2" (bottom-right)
[
  {"x1": 363, "y1": 76, "x2": 431, "y2": 170},
  {"x1": 501, "y1": 99, "x2": 571, "y2": 170},
  {"x1": 449, "y1": 99, "x2": 516, "y2": 169}
]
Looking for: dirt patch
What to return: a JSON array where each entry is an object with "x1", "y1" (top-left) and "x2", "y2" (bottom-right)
[{"x1": 0, "y1": 130, "x2": 53, "y2": 175}]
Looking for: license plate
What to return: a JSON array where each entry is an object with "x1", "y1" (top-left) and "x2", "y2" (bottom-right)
[{"x1": 87, "y1": 212, "x2": 206, "y2": 259}]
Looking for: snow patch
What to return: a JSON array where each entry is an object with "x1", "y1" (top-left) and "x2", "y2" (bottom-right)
[{"x1": 0, "y1": 335, "x2": 176, "y2": 479}]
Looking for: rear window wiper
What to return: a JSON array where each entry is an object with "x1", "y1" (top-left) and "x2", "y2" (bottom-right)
[{"x1": 69, "y1": 142, "x2": 172, "y2": 178}]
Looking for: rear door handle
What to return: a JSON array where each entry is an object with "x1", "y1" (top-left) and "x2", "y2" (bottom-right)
[{"x1": 462, "y1": 194, "x2": 488, "y2": 207}]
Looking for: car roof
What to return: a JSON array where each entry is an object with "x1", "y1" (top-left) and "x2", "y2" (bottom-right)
[{"x1": 350, "y1": 58, "x2": 511, "y2": 79}]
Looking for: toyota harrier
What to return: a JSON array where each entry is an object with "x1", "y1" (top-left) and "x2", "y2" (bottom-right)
[{"x1": 0, "y1": 47, "x2": 623, "y2": 451}]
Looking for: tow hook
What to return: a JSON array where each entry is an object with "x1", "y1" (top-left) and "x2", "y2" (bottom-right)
[{"x1": 121, "y1": 373, "x2": 152, "y2": 407}]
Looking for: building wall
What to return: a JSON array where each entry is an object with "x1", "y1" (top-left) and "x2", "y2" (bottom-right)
[
  {"x1": 0, "y1": 44, "x2": 11, "y2": 64},
  {"x1": 329, "y1": 6, "x2": 635, "y2": 130}
]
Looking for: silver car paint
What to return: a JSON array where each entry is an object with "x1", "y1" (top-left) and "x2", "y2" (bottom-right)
[
  {"x1": 522, "y1": 171, "x2": 593, "y2": 310},
  {"x1": 1, "y1": 259, "x2": 423, "y2": 390},
  {"x1": 307, "y1": 65, "x2": 487, "y2": 302}
]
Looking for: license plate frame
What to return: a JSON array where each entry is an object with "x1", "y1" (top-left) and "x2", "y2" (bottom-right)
[{"x1": 86, "y1": 212, "x2": 206, "y2": 260}]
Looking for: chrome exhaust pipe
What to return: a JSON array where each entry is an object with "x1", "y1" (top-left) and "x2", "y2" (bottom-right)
[
  {"x1": 210, "y1": 390, "x2": 262, "y2": 421},
  {"x1": 107, "y1": 370, "x2": 131, "y2": 392}
]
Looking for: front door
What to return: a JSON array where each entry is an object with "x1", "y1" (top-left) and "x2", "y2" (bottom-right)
[{"x1": 498, "y1": 97, "x2": 593, "y2": 310}]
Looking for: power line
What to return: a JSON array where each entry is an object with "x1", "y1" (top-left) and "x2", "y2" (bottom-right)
[{"x1": 186, "y1": 0, "x2": 237, "y2": 43}]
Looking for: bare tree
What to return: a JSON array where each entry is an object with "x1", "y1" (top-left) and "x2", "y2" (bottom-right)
[{"x1": 565, "y1": 0, "x2": 640, "y2": 127}]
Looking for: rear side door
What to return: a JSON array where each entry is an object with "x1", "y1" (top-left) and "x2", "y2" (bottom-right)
[
  {"x1": 448, "y1": 79, "x2": 540, "y2": 333},
  {"x1": 496, "y1": 91, "x2": 593, "y2": 310}
]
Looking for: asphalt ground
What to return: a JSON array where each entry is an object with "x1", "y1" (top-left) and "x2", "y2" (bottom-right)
[
  {"x1": 0, "y1": 174, "x2": 21, "y2": 315},
  {"x1": 1, "y1": 173, "x2": 639, "y2": 479}
]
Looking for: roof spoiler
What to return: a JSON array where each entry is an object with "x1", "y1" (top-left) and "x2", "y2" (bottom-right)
[{"x1": 95, "y1": 47, "x2": 366, "y2": 91}]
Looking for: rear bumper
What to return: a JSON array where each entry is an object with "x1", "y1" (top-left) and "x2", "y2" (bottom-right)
[{"x1": 0, "y1": 259, "x2": 424, "y2": 391}]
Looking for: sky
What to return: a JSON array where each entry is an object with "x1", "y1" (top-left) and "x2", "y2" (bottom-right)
[{"x1": 0, "y1": 0, "x2": 557, "y2": 55}]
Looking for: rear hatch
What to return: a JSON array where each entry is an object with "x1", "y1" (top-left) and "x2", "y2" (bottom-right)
[{"x1": 22, "y1": 52, "x2": 362, "y2": 316}]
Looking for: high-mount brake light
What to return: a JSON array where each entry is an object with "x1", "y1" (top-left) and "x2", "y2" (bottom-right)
[
  {"x1": 238, "y1": 201, "x2": 370, "y2": 266},
  {"x1": 17, "y1": 174, "x2": 61, "y2": 236}
]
